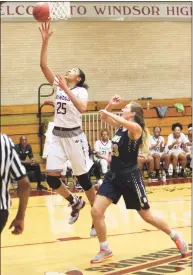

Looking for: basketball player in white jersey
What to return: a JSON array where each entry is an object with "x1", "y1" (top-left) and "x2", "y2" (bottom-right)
[
  {"x1": 94, "y1": 129, "x2": 112, "y2": 176},
  {"x1": 39, "y1": 22, "x2": 96, "y2": 235}
]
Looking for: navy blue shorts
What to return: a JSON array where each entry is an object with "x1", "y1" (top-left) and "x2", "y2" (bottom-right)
[{"x1": 97, "y1": 168, "x2": 150, "y2": 210}]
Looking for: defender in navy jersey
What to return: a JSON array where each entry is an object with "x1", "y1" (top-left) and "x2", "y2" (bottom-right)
[
  {"x1": 91, "y1": 98, "x2": 188, "y2": 263},
  {"x1": 39, "y1": 22, "x2": 96, "y2": 236}
]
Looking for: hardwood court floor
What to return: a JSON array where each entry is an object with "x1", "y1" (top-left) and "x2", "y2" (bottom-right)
[{"x1": 1, "y1": 183, "x2": 192, "y2": 275}]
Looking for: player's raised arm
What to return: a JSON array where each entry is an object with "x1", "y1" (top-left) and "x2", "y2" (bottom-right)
[{"x1": 39, "y1": 22, "x2": 55, "y2": 85}]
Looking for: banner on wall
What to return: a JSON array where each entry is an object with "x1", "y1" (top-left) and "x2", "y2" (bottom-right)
[{"x1": 1, "y1": 1, "x2": 192, "y2": 21}]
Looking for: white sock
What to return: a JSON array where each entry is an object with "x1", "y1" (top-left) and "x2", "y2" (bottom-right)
[
  {"x1": 169, "y1": 229, "x2": 178, "y2": 240},
  {"x1": 100, "y1": 241, "x2": 108, "y2": 250}
]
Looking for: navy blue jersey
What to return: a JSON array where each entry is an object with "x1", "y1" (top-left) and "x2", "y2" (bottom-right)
[{"x1": 110, "y1": 127, "x2": 142, "y2": 173}]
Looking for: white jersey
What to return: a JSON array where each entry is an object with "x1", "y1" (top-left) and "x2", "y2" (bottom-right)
[
  {"x1": 53, "y1": 81, "x2": 88, "y2": 128},
  {"x1": 185, "y1": 135, "x2": 192, "y2": 153},
  {"x1": 150, "y1": 135, "x2": 165, "y2": 154},
  {"x1": 167, "y1": 133, "x2": 189, "y2": 154},
  {"x1": 94, "y1": 140, "x2": 112, "y2": 157}
]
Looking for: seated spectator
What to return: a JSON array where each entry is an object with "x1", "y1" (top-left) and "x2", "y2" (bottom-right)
[
  {"x1": 167, "y1": 123, "x2": 189, "y2": 178},
  {"x1": 186, "y1": 123, "x2": 192, "y2": 150},
  {"x1": 88, "y1": 144, "x2": 101, "y2": 181},
  {"x1": 94, "y1": 129, "x2": 112, "y2": 176},
  {"x1": 149, "y1": 126, "x2": 170, "y2": 179},
  {"x1": 184, "y1": 123, "x2": 192, "y2": 171},
  {"x1": 138, "y1": 147, "x2": 155, "y2": 179},
  {"x1": 15, "y1": 136, "x2": 47, "y2": 190},
  {"x1": 187, "y1": 123, "x2": 192, "y2": 145}
]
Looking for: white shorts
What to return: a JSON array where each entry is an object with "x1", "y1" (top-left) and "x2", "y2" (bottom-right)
[
  {"x1": 150, "y1": 151, "x2": 165, "y2": 157},
  {"x1": 61, "y1": 160, "x2": 72, "y2": 176},
  {"x1": 46, "y1": 132, "x2": 93, "y2": 176},
  {"x1": 169, "y1": 149, "x2": 185, "y2": 157}
]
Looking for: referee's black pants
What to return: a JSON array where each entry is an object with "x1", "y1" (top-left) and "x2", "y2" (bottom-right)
[{"x1": 0, "y1": 210, "x2": 8, "y2": 233}]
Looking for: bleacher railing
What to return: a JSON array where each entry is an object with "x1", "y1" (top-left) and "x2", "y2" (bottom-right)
[{"x1": 81, "y1": 111, "x2": 122, "y2": 147}]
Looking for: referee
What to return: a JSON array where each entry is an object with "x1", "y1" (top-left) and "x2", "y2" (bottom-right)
[{"x1": 0, "y1": 133, "x2": 30, "y2": 234}]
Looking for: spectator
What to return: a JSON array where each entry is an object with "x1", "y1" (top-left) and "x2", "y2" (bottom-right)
[
  {"x1": 187, "y1": 123, "x2": 192, "y2": 146},
  {"x1": 15, "y1": 136, "x2": 47, "y2": 190},
  {"x1": 167, "y1": 123, "x2": 189, "y2": 178},
  {"x1": 138, "y1": 147, "x2": 155, "y2": 179},
  {"x1": 94, "y1": 129, "x2": 112, "y2": 176},
  {"x1": 184, "y1": 123, "x2": 192, "y2": 172},
  {"x1": 149, "y1": 126, "x2": 170, "y2": 179},
  {"x1": 88, "y1": 144, "x2": 101, "y2": 181}
]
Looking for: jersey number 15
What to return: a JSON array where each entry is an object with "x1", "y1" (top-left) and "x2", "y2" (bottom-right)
[{"x1": 57, "y1": 102, "x2": 66, "y2": 114}]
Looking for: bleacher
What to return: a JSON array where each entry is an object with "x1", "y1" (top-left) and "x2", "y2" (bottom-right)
[{"x1": 1, "y1": 98, "x2": 192, "y2": 174}]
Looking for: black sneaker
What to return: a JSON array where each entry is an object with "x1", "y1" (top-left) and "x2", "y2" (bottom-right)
[
  {"x1": 172, "y1": 171, "x2": 178, "y2": 178},
  {"x1": 156, "y1": 173, "x2": 162, "y2": 180},
  {"x1": 178, "y1": 171, "x2": 187, "y2": 178},
  {"x1": 37, "y1": 184, "x2": 48, "y2": 190},
  {"x1": 149, "y1": 173, "x2": 155, "y2": 179}
]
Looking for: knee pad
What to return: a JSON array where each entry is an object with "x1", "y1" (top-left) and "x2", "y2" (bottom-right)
[
  {"x1": 47, "y1": 175, "x2": 62, "y2": 190},
  {"x1": 77, "y1": 173, "x2": 92, "y2": 191}
]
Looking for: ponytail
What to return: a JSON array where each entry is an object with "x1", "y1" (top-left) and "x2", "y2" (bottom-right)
[
  {"x1": 142, "y1": 127, "x2": 150, "y2": 157},
  {"x1": 130, "y1": 102, "x2": 150, "y2": 156},
  {"x1": 135, "y1": 114, "x2": 150, "y2": 157},
  {"x1": 78, "y1": 83, "x2": 89, "y2": 90},
  {"x1": 77, "y1": 68, "x2": 89, "y2": 89}
]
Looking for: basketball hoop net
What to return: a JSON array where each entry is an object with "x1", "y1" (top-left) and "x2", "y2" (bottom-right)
[{"x1": 48, "y1": 1, "x2": 71, "y2": 20}]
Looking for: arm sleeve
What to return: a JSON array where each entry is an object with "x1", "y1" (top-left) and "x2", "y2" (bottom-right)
[{"x1": 10, "y1": 146, "x2": 26, "y2": 181}]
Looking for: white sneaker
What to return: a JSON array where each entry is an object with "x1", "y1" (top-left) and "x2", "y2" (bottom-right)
[
  {"x1": 172, "y1": 232, "x2": 188, "y2": 256},
  {"x1": 91, "y1": 248, "x2": 113, "y2": 263},
  {"x1": 90, "y1": 227, "x2": 97, "y2": 237},
  {"x1": 68, "y1": 196, "x2": 85, "y2": 225}
]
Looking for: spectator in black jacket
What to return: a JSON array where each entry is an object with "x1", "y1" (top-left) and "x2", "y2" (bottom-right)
[{"x1": 15, "y1": 136, "x2": 47, "y2": 190}]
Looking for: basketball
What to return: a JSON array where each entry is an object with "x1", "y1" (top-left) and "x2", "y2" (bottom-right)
[{"x1": 33, "y1": 2, "x2": 50, "y2": 22}]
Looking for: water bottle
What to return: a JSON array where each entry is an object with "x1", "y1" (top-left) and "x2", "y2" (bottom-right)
[
  {"x1": 147, "y1": 102, "x2": 150, "y2": 110},
  {"x1": 176, "y1": 165, "x2": 180, "y2": 174},
  {"x1": 162, "y1": 171, "x2": 166, "y2": 185},
  {"x1": 168, "y1": 164, "x2": 173, "y2": 176}
]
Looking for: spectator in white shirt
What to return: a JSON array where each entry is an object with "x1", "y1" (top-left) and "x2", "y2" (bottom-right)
[
  {"x1": 149, "y1": 127, "x2": 170, "y2": 179},
  {"x1": 184, "y1": 123, "x2": 192, "y2": 172},
  {"x1": 94, "y1": 129, "x2": 112, "y2": 176},
  {"x1": 138, "y1": 147, "x2": 155, "y2": 179},
  {"x1": 167, "y1": 123, "x2": 189, "y2": 178}
]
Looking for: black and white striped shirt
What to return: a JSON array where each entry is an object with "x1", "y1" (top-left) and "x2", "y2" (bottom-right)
[{"x1": 0, "y1": 134, "x2": 26, "y2": 210}]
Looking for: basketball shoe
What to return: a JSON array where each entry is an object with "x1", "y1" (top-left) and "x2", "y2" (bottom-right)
[{"x1": 68, "y1": 196, "x2": 85, "y2": 224}]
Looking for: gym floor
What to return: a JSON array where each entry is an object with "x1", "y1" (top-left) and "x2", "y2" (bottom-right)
[{"x1": 1, "y1": 183, "x2": 192, "y2": 275}]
